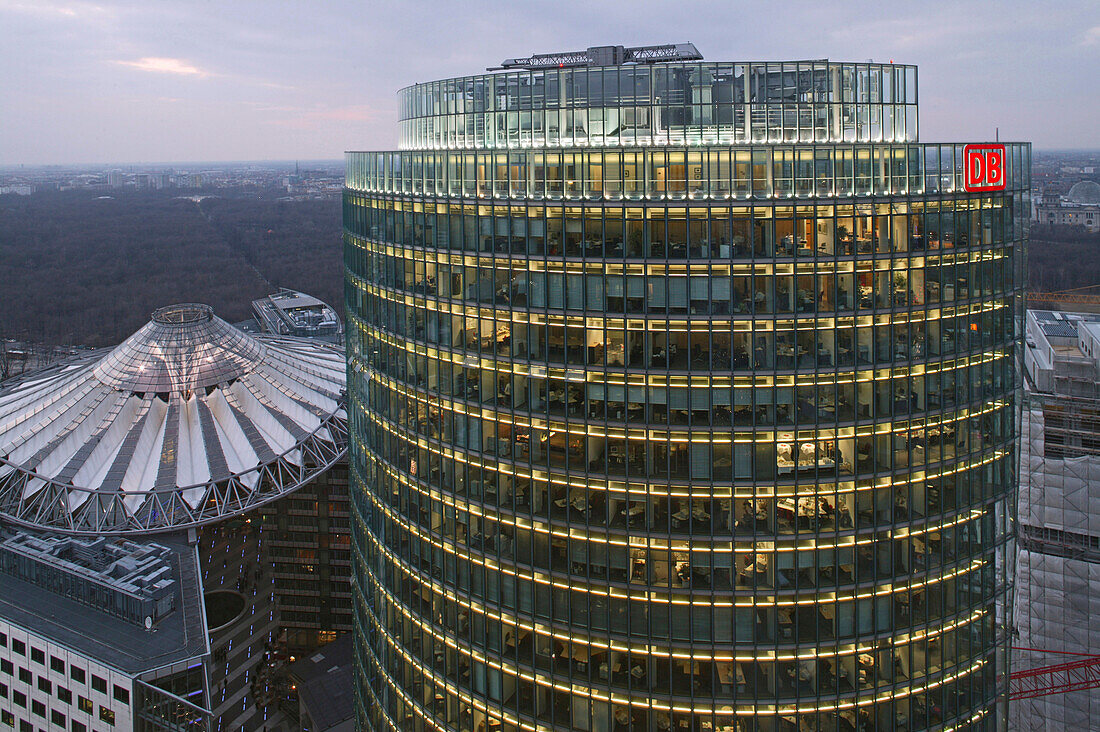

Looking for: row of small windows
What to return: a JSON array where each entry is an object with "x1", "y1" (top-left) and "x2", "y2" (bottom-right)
[
  {"x1": 345, "y1": 144, "x2": 1029, "y2": 200},
  {"x1": 0, "y1": 687, "x2": 115, "y2": 727},
  {"x1": 0, "y1": 707, "x2": 110, "y2": 731},
  {"x1": 0, "y1": 637, "x2": 129, "y2": 718}
]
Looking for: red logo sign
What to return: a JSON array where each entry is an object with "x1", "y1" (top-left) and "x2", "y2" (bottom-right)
[{"x1": 964, "y1": 144, "x2": 1007, "y2": 192}]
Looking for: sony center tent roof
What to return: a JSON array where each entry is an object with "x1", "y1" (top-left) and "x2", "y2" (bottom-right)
[{"x1": 0, "y1": 304, "x2": 347, "y2": 534}]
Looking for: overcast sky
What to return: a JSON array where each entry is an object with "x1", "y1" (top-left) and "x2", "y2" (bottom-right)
[{"x1": 1, "y1": 0, "x2": 1097, "y2": 165}]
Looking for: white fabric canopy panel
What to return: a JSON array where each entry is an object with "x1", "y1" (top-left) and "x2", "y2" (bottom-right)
[{"x1": 0, "y1": 303, "x2": 347, "y2": 534}]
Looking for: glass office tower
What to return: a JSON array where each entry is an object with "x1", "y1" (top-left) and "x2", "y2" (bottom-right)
[{"x1": 345, "y1": 48, "x2": 1028, "y2": 732}]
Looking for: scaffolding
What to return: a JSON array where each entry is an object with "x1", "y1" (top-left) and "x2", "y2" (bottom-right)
[{"x1": 1012, "y1": 310, "x2": 1100, "y2": 729}]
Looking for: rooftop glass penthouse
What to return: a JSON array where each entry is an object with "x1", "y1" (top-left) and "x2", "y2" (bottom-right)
[
  {"x1": 396, "y1": 48, "x2": 917, "y2": 150},
  {"x1": 345, "y1": 45, "x2": 1026, "y2": 732}
]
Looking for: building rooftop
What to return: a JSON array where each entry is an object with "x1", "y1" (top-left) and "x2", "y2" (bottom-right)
[
  {"x1": 288, "y1": 633, "x2": 355, "y2": 731},
  {"x1": 1025, "y1": 309, "x2": 1100, "y2": 396},
  {"x1": 0, "y1": 533, "x2": 176, "y2": 625},
  {"x1": 251, "y1": 289, "x2": 342, "y2": 341},
  {"x1": 0, "y1": 531, "x2": 208, "y2": 675},
  {"x1": 0, "y1": 303, "x2": 347, "y2": 534}
]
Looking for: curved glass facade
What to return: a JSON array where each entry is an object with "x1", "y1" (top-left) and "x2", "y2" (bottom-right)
[
  {"x1": 346, "y1": 55, "x2": 1027, "y2": 732},
  {"x1": 396, "y1": 62, "x2": 918, "y2": 150}
]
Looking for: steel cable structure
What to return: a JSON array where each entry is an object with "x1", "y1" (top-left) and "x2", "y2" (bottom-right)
[{"x1": 0, "y1": 304, "x2": 348, "y2": 534}]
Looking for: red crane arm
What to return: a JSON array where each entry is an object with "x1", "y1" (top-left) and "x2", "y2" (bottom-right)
[{"x1": 1009, "y1": 648, "x2": 1100, "y2": 700}]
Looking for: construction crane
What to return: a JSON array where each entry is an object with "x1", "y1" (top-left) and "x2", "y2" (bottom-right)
[
  {"x1": 1027, "y1": 284, "x2": 1100, "y2": 306},
  {"x1": 1010, "y1": 647, "x2": 1100, "y2": 700}
]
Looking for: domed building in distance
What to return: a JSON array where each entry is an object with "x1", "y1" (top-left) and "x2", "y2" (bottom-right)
[
  {"x1": 1034, "y1": 179, "x2": 1100, "y2": 232},
  {"x1": 0, "y1": 303, "x2": 348, "y2": 732},
  {"x1": 1066, "y1": 180, "x2": 1100, "y2": 205}
]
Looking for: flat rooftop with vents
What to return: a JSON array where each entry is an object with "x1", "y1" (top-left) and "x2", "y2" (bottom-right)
[{"x1": 0, "y1": 530, "x2": 208, "y2": 675}]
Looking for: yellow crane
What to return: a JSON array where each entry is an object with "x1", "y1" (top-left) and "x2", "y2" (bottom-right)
[{"x1": 1027, "y1": 284, "x2": 1100, "y2": 306}]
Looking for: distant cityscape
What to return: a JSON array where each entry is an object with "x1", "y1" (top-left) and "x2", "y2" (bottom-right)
[{"x1": 0, "y1": 160, "x2": 345, "y2": 200}]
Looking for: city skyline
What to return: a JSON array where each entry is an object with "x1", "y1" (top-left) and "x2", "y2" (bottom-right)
[{"x1": 1, "y1": 0, "x2": 1097, "y2": 166}]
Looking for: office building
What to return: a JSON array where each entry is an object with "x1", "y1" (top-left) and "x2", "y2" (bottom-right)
[
  {"x1": 0, "y1": 303, "x2": 349, "y2": 731},
  {"x1": 262, "y1": 460, "x2": 353, "y2": 654},
  {"x1": 245, "y1": 289, "x2": 353, "y2": 652},
  {"x1": 1013, "y1": 309, "x2": 1100, "y2": 729},
  {"x1": 344, "y1": 46, "x2": 1029, "y2": 731},
  {"x1": 0, "y1": 531, "x2": 209, "y2": 731}
]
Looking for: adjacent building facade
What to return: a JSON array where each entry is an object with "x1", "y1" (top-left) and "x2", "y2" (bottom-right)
[
  {"x1": 263, "y1": 460, "x2": 354, "y2": 653},
  {"x1": 1013, "y1": 309, "x2": 1100, "y2": 730},
  {"x1": 345, "y1": 47, "x2": 1028, "y2": 731}
]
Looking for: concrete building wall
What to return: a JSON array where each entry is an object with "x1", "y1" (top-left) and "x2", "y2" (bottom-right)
[{"x1": 0, "y1": 620, "x2": 135, "y2": 731}]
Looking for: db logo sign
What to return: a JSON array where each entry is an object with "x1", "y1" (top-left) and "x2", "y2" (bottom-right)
[{"x1": 963, "y1": 144, "x2": 1007, "y2": 192}]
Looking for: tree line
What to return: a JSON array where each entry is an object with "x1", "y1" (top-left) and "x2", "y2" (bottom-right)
[{"x1": 0, "y1": 188, "x2": 342, "y2": 348}]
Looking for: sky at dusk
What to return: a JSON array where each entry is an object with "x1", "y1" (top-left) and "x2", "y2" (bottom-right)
[{"x1": 1, "y1": 0, "x2": 1097, "y2": 165}]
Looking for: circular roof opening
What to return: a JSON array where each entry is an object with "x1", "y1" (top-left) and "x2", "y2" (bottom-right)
[
  {"x1": 152, "y1": 303, "x2": 214, "y2": 325},
  {"x1": 204, "y1": 590, "x2": 247, "y2": 634}
]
